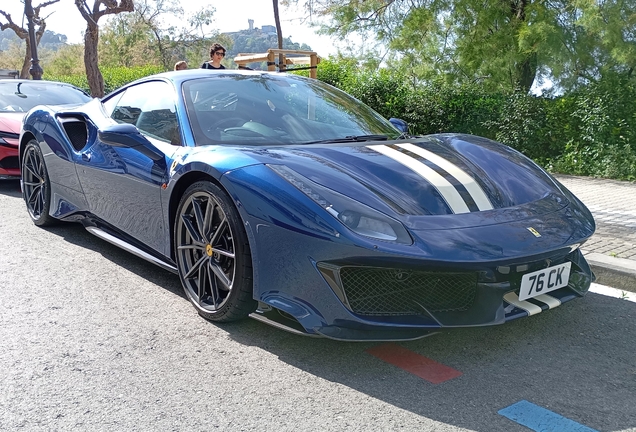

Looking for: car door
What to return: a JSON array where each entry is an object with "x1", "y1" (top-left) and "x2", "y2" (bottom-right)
[{"x1": 75, "y1": 80, "x2": 181, "y2": 253}]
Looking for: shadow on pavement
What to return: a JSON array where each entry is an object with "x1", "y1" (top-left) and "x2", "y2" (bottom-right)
[
  {"x1": 0, "y1": 179, "x2": 21, "y2": 198},
  {"x1": 42, "y1": 222, "x2": 185, "y2": 300}
]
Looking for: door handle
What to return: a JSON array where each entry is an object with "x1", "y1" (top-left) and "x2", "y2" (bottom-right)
[{"x1": 82, "y1": 153, "x2": 91, "y2": 162}]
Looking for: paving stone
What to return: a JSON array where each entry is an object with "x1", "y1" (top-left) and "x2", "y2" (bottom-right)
[{"x1": 555, "y1": 174, "x2": 636, "y2": 279}]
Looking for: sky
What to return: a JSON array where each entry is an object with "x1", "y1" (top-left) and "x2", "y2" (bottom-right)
[{"x1": 2, "y1": 0, "x2": 340, "y2": 56}]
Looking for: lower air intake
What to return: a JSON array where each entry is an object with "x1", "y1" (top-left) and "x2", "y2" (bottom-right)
[{"x1": 340, "y1": 267, "x2": 477, "y2": 316}]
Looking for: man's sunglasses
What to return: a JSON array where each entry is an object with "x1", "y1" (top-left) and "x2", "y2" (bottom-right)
[{"x1": 214, "y1": 51, "x2": 226, "y2": 57}]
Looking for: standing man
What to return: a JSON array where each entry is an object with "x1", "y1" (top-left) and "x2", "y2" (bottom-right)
[{"x1": 201, "y1": 43, "x2": 227, "y2": 69}]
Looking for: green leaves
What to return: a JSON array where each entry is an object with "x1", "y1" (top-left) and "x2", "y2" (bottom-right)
[
  {"x1": 44, "y1": 65, "x2": 164, "y2": 95},
  {"x1": 295, "y1": 0, "x2": 636, "y2": 93}
]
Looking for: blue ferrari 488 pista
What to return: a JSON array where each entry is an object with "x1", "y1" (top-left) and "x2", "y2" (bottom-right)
[{"x1": 19, "y1": 70, "x2": 595, "y2": 341}]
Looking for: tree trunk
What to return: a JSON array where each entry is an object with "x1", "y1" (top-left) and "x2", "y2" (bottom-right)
[
  {"x1": 273, "y1": 0, "x2": 285, "y2": 71},
  {"x1": 508, "y1": 0, "x2": 536, "y2": 92},
  {"x1": 20, "y1": 39, "x2": 31, "y2": 79},
  {"x1": 150, "y1": 27, "x2": 169, "y2": 70},
  {"x1": 84, "y1": 22, "x2": 105, "y2": 97},
  {"x1": 516, "y1": 52, "x2": 537, "y2": 93}
]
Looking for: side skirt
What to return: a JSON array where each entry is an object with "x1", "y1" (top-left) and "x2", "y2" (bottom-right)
[{"x1": 85, "y1": 226, "x2": 178, "y2": 274}]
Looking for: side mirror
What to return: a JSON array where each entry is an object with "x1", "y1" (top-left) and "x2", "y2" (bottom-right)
[
  {"x1": 98, "y1": 123, "x2": 164, "y2": 161},
  {"x1": 389, "y1": 118, "x2": 409, "y2": 133}
]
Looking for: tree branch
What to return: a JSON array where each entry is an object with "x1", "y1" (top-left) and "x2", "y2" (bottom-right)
[{"x1": 0, "y1": 10, "x2": 28, "y2": 38}]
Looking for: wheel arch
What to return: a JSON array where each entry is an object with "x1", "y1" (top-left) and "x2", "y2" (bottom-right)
[
  {"x1": 19, "y1": 131, "x2": 37, "y2": 165},
  {"x1": 168, "y1": 170, "x2": 230, "y2": 261}
]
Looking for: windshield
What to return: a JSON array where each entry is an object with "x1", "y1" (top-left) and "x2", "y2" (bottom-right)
[
  {"x1": 183, "y1": 74, "x2": 401, "y2": 146},
  {"x1": 0, "y1": 81, "x2": 91, "y2": 113}
]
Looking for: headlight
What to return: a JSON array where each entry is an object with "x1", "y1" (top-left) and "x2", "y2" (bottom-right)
[{"x1": 269, "y1": 164, "x2": 413, "y2": 245}]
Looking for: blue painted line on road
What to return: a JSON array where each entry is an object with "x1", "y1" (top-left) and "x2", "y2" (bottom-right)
[{"x1": 498, "y1": 400, "x2": 598, "y2": 432}]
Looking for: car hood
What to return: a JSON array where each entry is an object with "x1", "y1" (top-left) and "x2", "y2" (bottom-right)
[{"x1": 229, "y1": 134, "x2": 575, "y2": 230}]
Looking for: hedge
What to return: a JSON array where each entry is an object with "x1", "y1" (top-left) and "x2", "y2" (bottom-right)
[{"x1": 44, "y1": 65, "x2": 164, "y2": 96}]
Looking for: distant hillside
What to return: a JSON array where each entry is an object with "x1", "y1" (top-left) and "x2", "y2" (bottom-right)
[{"x1": 0, "y1": 29, "x2": 68, "y2": 51}]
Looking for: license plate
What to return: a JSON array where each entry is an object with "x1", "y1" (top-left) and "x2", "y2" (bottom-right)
[{"x1": 519, "y1": 262, "x2": 571, "y2": 301}]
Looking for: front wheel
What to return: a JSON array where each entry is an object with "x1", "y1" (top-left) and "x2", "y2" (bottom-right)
[
  {"x1": 174, "y1": 181, "x2": 257, "y2": 322},
  {"x1": 22, "y1": 140, "x2": 56, "y2": 227}
]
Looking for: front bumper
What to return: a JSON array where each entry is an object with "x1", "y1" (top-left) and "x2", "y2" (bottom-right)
[
  {"x1": 0, "y1": 140, "x2": 19, "y2": 178},
  {"x1": 242, "y1": 217, "x2": 593, "y2": 340},
  {"x1": 224, "y1": 165, "x2": 595, "y2": 341}
]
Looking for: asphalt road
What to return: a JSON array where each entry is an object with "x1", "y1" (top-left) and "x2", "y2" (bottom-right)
[{"x1": 1, "y1": 179, "x2": 635, "y2": 432}]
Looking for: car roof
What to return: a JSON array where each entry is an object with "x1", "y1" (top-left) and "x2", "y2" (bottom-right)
[
  {"x1": 127, "y1": 69, "x2": 307, "y2": 88},
  {"x1": 0, "y1": 79, "x2": 82, "y2": 86}
]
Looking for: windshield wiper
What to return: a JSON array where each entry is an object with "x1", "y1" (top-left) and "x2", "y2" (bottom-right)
[{"x1": 300, "y1": 134, "x2": 390, "y2": 145}]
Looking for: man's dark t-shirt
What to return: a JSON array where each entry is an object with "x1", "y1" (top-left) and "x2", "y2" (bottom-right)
[{"x1": 201, "y1": 62, "x2": 225, "y2": 69}]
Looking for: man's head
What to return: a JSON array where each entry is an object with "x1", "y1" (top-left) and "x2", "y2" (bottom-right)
[
  {"x1": 174, "y1": 60, "x2": 187, "y2": 71},
  {"x1": 209, "y1": 43, "x2": 226, "y2": 59}
]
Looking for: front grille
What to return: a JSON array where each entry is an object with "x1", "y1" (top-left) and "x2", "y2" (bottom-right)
[
  {"x1": 0, "y1": 155, "x2": 19, "y2": 169},
  {"x1": 340, "y1": 267, "x2": 477, "y2": 316}
]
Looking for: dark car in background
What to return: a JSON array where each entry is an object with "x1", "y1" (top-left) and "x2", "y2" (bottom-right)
[{"x1": 0, "y1": 80, "x2": 90, "y2": 179}]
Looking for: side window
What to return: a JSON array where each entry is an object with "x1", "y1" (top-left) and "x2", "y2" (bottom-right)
[
  {"x1": 102, "y1": 91, "x2": 125, "y2": 117},
  {"x1": 110, "y1": 81, "x2": 182, "y2": 145}
]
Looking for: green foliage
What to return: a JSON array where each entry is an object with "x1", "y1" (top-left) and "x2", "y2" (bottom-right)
[
  {"x1": 324, "y1": 63, "x2": 503, "y2": 138},
  {"x1": 0, "y1": 40, "x2": 24, "y2": 70},
  {"x1": 400, "y1": 83, "x2": 504, "y2": 138},
  {"x1": 43, "y1": 44, "x2": 85, "y2": 75},
  {"x1": 548, "y1": 76, "x2": 636, "y2": 179},
  {"x1": 97, "y1": 0, "x2": 229, "y2": 71},
  {"x1": 44, "y1": 65, "x2": 164, "y2": 95},
  {"x1": 340, "y1": 69, "x2": 410, "y2": 119},
  {"x1": 314, "y1": 57, "x2": 357, "y2": 88},
  {"x1": 294, "y1": 0, "x2": 636, "y2": 93},
  {"x1": 487, "y1": 92, "x2": 551, "y2": 162}
]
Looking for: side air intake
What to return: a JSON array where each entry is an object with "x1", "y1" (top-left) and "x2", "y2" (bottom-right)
[{"x1": 59, "y1": 116, "x2": 89, "y2": 151}]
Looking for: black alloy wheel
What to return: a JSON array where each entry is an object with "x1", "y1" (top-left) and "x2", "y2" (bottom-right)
[
  {"x1": 22, "y1": 140, "x2": 56, "y2": 226},
  {"x1": 174, "y1": 181, "x2": 256, "y2": 322}
]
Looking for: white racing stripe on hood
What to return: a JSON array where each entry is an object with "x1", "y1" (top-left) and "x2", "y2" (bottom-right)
[
  {"x1": 368, "y1": 144, "x2": 470, "y2": 214},
  {"x1": 398, "y1": 143, "x2": 494, "y2": 211}
]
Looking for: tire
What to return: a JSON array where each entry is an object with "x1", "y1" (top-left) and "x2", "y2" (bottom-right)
[
  {"x1": 21, "y1": 140, "x2": 56, "y2": 227},
  {"x1": 174, "y1": 181, "x2": 257, "y2": 322}
]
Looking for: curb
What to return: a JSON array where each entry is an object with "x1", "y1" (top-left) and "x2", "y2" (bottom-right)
[{"x1": 583, "y1": 252, "x2": 636, "y2": 293}]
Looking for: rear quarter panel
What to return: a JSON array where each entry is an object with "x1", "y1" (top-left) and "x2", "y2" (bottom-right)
[{"x1": 21, "y1": 106, "x2": 88, "y2": 216}]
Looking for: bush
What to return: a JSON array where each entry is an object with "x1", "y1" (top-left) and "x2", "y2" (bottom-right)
[
  {"x1": 44, "y1": 65, "x2": 165, "y2": 95},
  {"x1": 548, "y1": 76, "x2": 636, "y2": 180},
  {"x1": 315, "y1": 57, "x2": 357, "y2": 89},
  {"x1": 485, "y1": 91, "x2": 553, "y2": 164}
]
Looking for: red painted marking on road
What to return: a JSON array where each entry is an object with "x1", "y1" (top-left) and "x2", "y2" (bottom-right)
[{"x1": 366, "y1": 343, "x2": 462, "y2": 384}]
